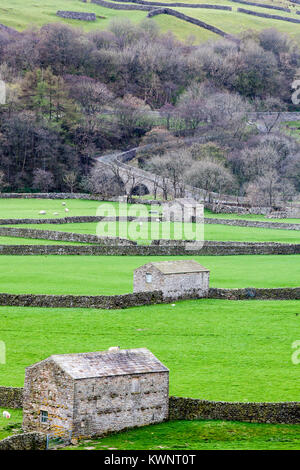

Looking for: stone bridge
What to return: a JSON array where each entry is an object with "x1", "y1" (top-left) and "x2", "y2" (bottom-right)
[
  {"x1": 96, "y1": 146, "x2": 248, "y2": 204},
  {"x1": 95, "y1": 111, "x2": 300, "y2": 202}
]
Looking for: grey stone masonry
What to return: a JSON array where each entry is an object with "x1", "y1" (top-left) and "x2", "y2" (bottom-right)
[
  {"x1": 23, "y1": 349, "x2": 169, "y2": 438},
  {"x1": 205, "y1": 217, "x2": 300, "y2": 231},
  {"x1": 0, "y1": 287, "x2": 298, "y2": 311},
  {"x1": 237, "y1": 7, "x2": 300, "y2": 23},
  {"x1": 0, "y1": 226, "x2": 136, "y2": 245},
  {"x1": 0, "y1": 241, "x2": 298, "y2": 256},
  {"x1": 134, "y1": 260, "x2": 210, "y2": 300},
  {"x1": 56, "y1": 11, "x2": 96, "y2": 21},
  {"x1": 0, "y1": 386, "x2": 24, "y2": 408},
  {"x1": 229, "y1": 0, "x2": 290, "y2": 12},
  {"x1": 0, "y1": 291, "x2": 164, "y2": 309},
  {"x1": 147, "y1": 8, "x2": 238, "y2": 42},
  {"x1": 0, "y1": 432, "x2": 47, "y2": 450},
  {"x1": 169, "y1": 397, "x2": 300, "y2": 424}
]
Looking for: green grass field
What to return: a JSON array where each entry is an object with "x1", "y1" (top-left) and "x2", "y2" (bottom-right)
[
  {"x1": 1, "y1": 411, "x2": 299, "y2": 449},
  {"x1": 0, "y1": 254, "x2": 299, "y2": 294},
  {"x1": 1, "y1": 0, "x2": 300, "y2": 43},
  {"x1": 67, "y1": 420, "x2": 300, "y2": 450},
  {"x1": 0, "y1": 198, "x2": 121, "y2": 219},
  {"x1": 11, "y1": 220, "x2": 300, "y2": 244},
  {"x1": 0, "y1": 408, "x2": 22, "y2": 440},
  {"x1": 0, "y1": 198, "x2": 298, "y2": 223},
  {"x1": 205, "y1": 209, "x2": 300, "y2": 225},
  {"x1": 0, "y1": 300, "x2": 299, "y2": 402},
  {"x1": 0, "y1": 198, "x2": 299, "y2": 448}
]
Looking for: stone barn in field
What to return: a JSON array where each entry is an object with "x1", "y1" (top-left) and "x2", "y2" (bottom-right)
[
  {"x1": 22, "y1": 348, "x2": 169, "y2": 438},
  {"x1": 134, "y1": 260, "x2": 210, "y2": 300},
  {"x1": 162, "y1": 198, "x2": 204, "y2": 223}
]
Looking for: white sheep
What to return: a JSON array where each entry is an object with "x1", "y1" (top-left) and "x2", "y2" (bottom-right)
[
  {"x1": 2, "y1": 411, "x2": 10, "y2": 419},
  {"x1": 65, "y1": 208, "x2": 69, "y2": 213},
  {"x1": 53, "y1": 212, "x2": 59, "y2": 216},
  {"x1": 108, "y1": 346, "x2": 120, "y2": 352},
  {"x1": 62, "y1": 202, "x2": 66, "y2": 206},
  {"x1": 39, "y1": 210, "x2": 46, "y2": 215}
]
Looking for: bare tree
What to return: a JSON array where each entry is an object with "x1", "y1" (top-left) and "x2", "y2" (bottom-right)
[
  {"x1": 63, "y1": 171, "x2": 78, "y2": 193},
  {"x1": 32, "y1": 169, "x2": 54, "y2": 192},
  {"x1": 86, "y1": 163, "x2": 125, "y2": 196},
  {"x1": 253, "y1": 96, "x2": 287, "y2": 134},
  {"x1": 186, "y1": 159, "x2": 237, "y2": 202},
  {"x1": 245, "y1": 171, "x2": 293, "y2": 207},
  {"x1": 0, "y1": 170, "x2": 6, "y2": 192}
]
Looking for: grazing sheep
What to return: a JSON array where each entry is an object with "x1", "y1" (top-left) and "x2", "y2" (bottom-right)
[
  {"x1": 39, "y1": 210, "x2": 46, "y2": 215},
  {"x1": 53, "y1": 212, "x2": 59, "y2": 216},
  {"x1": 65, "y1": 208, "x2": 69, "y2": 213},
  {"x1": 2, "y1": 411, "x2": 10, "y2": 419},
  {"x1": 108, "y1": 346, "x2": 120, "y2": 352},
  {"x1": 62, "y1": 202, "x2": 66, "y2": 206}
]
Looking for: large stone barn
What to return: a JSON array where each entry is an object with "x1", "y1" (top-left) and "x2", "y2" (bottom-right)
[
  {"x1": 134, "y1": 260, "x2": 210, "y2": 300},
  {"x1": 22, "y1": 348, "x2": 169, "y2": 438}
]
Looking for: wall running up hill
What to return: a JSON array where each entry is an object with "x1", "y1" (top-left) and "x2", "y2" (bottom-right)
[{"x1": 237, "y1": 7, "x2": 300, "y2": 23}]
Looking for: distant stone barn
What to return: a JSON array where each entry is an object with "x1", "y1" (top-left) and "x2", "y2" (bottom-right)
[
  {"x1": 162, "y1": 198, "x2": 204, "y2": 223},
  {"x1": 22, "y1": 348, "x2": 169, "y2": 438},
  {"x1": 134, "y1": 260, "x2": 210, "y2": 300}
]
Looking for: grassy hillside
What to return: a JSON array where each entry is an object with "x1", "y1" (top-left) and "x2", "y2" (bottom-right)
[
  {"x1": 1, "y1": 0, "x2": 300, "y2": 42},
  {"x1": 0, "y1": 254, "x2": 299, "y2": 294},
  {"x1": 68, "y1": 420, "x2": 300, "y2": 450},
  {"x1": 0, "y1": 300, "x2": 299, "y2": 402},
  {"x1": 10, "y1": 220, "x2": 300, "y2": 243}
]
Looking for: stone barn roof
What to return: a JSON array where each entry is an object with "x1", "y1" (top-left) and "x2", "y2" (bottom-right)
[
  {"x1": 145, "y1": 260, "x2": 210, "y2": 275},
  {"x1": 164, "y1": 198, "x2": 199, "y2": 206},
  {"x1": 33, "y1": 348, "x2": 168, "y2": 380}
]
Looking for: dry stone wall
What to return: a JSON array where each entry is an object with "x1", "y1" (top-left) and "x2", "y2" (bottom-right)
[
  {"x1": 0, "y1": 192, "x2": 161, "y2": 205},
  {"x1": 169, "y1": 397, "x2": 300, "y2": 424},
  {"x1": 0, "y1": 291, "x2": 164, "y2": 309},
  {"x1": 237, "y1": 7, "x2": 300, "y2": 23},
  {"x1": 0, "y1": 432, "x2": 47, "y2": 450},
  {"x1": 205, "y1": 217, "x2": 300, "y2": 231},
  {"x1": 91, "y1": 0, "x2": 152, "y2": 10},
  {"x1": 113, "y1": 0, "x2": 232, "y2": 9},
  {"x1": 0, "y1": 241, "x2": 298, "y2": 256},
  {"x1": 208, "y1": 287, "x2": 300, "y2": 300},
  {"x1": 229, "y1": 0, "x2": 290, "y2": 11},
  {"x1": 0, "y1": 287, "x2": 298, "y2": 311},
  {"x1": 56, "y1": 11, "x2": 96, "y2": 20},
  {"x1": 147, "y1": 8, "x2": 237, "y2": 41},
  {"x1": 0, "y1": 215, "x2": 161, "y2": 225},
  {"x1": 0, "y1": 386, "x2": 23, "y2": 408},
  {"x1": 0, "y1": 226, "x2": 135, "y2": 245}
]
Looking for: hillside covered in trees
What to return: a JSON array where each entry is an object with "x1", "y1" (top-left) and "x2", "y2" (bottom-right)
[{"x1": 0, "y1": 20, "x2": 299, "y2": 204}]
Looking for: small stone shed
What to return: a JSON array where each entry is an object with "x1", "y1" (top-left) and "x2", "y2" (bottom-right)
[
  {"x1": 22, "y1": 348, "x2": 169, "y2": 438},
  {"x1": 162, "y1": 198, "x2": 203, "y2": 223},
  {"x1": 134, "y1": 260, "x2": 210, "y2": 300}
]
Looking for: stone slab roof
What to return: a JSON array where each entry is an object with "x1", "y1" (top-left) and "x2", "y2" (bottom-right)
[
  {"x1": 149, "y1": 260, "x2": 210, "y2": 275},
  {"x1": 49, "y1": 348, "x2": 168, "y2": 379},
  {"x1": 164, "y1": 198, "x2": 200, "y2": 206}
]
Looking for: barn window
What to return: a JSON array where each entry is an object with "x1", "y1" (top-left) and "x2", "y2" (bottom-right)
[
  {"x1": 146, "y1": 273, "x2": 152, "y2": 283},
  {"x1": 131, "y1": 379, "x2": 141, "y2": 393},
  {"x1": 40, "y1": 410, "x2": 48, "y2": 423}
]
